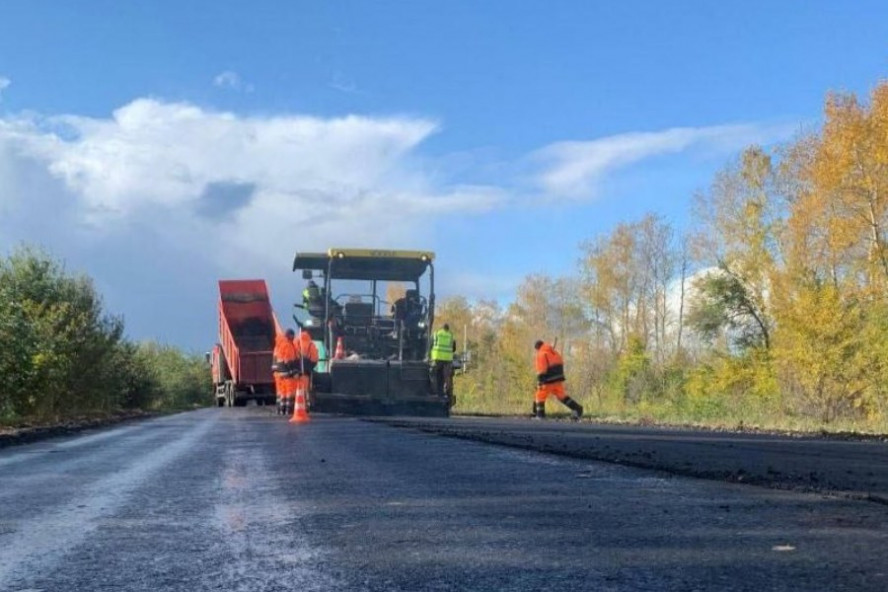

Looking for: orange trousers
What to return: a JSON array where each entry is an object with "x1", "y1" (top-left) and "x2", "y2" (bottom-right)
[
  {"x1": 277, "y1": 375, "x2": 299, "y2": 397},
  {"x1": 534, "y1": 382, "x2": 567, "y2": 403}
]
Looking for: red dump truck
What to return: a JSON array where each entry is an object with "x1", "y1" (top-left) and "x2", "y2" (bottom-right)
[{"x1": 211, "y1": 279, "x2": 281, "y2": 407}]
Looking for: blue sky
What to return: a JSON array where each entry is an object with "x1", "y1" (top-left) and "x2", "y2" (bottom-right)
[{"x1": 1, "y1": 1, "x2": 887, "y2": 349}]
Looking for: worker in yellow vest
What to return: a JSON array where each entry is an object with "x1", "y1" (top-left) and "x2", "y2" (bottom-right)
[{"x1": 430, "y1": 323, "x2": 456, "y2": 399}]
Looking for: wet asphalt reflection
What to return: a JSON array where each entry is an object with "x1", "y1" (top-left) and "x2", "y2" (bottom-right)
[{"x1": 0, "y1": 408, "x2": 886, "y2": 591}]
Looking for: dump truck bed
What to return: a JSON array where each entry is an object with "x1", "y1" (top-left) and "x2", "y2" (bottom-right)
[{"x1": 216, "y1": 280, "x2": 278, "y2": 392}]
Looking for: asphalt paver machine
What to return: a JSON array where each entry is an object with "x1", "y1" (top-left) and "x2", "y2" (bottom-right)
[{"x1": 293, "y1": 248, "x2": 452, "y2": 417}]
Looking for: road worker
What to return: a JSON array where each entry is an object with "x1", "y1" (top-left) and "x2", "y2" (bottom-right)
[
  {"x1": 533, "y1": 340, "x2": 583, "y2": 420},
  {"x1": 273, "y1": 334, "x2": 285, "y2": 410},
  {"x1": 392, "y1": 289, "x2": 423, "y2": 329},
  {"x1": 296, "y1": 329, "x2": 320, "y2": 397},
  {"x1": 303, "y1": 279, "x2": 343, "y2": 323},
  {"x1": 429, "y1": 323, "x2": 456, "y2": 399},
  {"x1": 273, "y1": 328, "x2": 300, "y2": 415},
  {"x1": 302, "y1": 280, "x2": 324, "y2": 318}
]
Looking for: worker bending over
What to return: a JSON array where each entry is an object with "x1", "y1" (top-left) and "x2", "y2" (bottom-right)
[{"x1": 533, "y1": 340, "x2": 583, "y2": 420}]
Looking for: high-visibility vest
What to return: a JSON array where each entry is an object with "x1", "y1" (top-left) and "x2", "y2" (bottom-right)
[
  {"x1": 303, "y1": 285, "x2": 320, "y2": 307},
  {"x1": 535, "y1": 343, "x2": 566, "y2": 384},
  {"x1": 430, "y1": 329, "x2": 454, "y2": 362},
  {"x1": 298, "y1": 333, "x2": 319, "y2": 368},
  {"x1": 274, "y1": 338, "x2": 300, "y2": 374}
]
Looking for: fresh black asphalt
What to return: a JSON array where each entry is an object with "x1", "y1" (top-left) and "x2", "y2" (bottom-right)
[{"x1": 0, "y1": 408, "x2": 886, "y2": 591}]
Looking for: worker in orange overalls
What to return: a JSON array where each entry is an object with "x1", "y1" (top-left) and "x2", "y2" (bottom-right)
[
  {"x1": 273, "y1": 328, "x2": 300, "y2": 416},
  {"x1": 533, "y1": 340, "x2": 583, "y2": 420},
  {"x1": 296, "y1": 329, "x2": 320, "y2": 403},
  {"x1": 273, "y1": 335, "x2": 284, "y2": 410}
]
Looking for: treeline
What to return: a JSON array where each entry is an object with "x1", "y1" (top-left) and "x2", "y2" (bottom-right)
[
  {"x1": 441, "y1": 80, "x2": 888, "y2": 430},
  {"x1": 0, "y1": 247, "x2": 210, "y2": 423}
]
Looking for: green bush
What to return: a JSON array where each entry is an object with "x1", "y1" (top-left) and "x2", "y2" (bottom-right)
[
  {"x1": 608, "y1": 336, "x2": 656, "y2": 405},
  {"x1": 0, "y1": 246, "x2": 211, "y2": 424},
  {"x1": 135, "y1": 342, "x2": 212, "y2": 410}
]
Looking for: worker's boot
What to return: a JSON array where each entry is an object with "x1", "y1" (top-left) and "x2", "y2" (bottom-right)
[
  {"x1": 562, "y1": 397, "x2": 583, "y2": 421},
  {"x1": 532, "y1": 402, "x2": 546, "y2": 420}
]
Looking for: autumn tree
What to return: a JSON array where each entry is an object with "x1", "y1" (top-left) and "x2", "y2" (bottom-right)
[
  {"x1": 769, "y1": 83, "x2": 888, "y2": 421},
  {"x1": 691, "y1": 146, "x2": 780, "y2": 350},
  {"x1": 580, "y1": 214, "x2": 678, "y2": 358},
  {"x1": 811, "y1": 87, "x2": 888, "y2": 291},
  {"x1": 445, "y1": 79, "x2": 888, "y2": 427},
  {"x1": 385, "y1": 282, "x2": 408, "y2": 308}
]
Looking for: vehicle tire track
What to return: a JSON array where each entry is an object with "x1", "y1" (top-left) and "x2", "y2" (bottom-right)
[{"x1": 0, "y1": 412, "x2": 218, "y2": 589}]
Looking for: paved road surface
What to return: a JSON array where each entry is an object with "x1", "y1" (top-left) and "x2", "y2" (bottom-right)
[
  {"x1": 381, "y1": 417, "x2": 888, "y2": 501},
  {"x1": 1, "y1": 408, "x2": 887, "y2": 591}
]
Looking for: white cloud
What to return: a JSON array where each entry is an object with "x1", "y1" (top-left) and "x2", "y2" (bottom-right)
[
  {"x1": 0, "y1": 99, "x2": 506, "y2": 297},
  {"x1": 213, "y1": 70, "x2": 254, "y2": 93},
  {"x1": 0, "y1": 104, "x2": 786, "y2": 258},
  {"x1": 0, "y1": 99, "x2": 514, "y2": 345},
  {"x1": 0, "y1": 96, "x2": 792, "y2": 347},
  {"x1": 329, "y1": 71, "x2": 366, "y2": 96},
  {"x1": 0, "y1": 76, "x2": 10, "y2": 99},
  {"x1": 533, "y1": 124, "x2": 790, "y2": 199}
]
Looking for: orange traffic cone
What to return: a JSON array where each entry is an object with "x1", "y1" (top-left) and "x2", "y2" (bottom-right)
[
  {"x1": 289, "y1": 385, "x2": 310, "y2": 423},
  {"x1": 334, "y1": 337, "x2": 345, "y2": 360}
]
